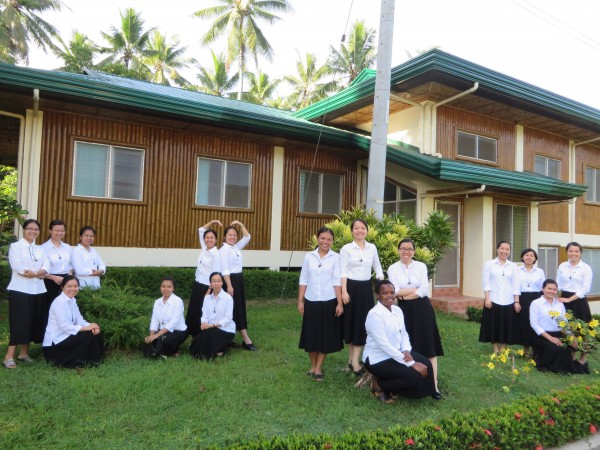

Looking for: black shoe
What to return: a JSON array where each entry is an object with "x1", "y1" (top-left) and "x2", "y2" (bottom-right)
[
  {"x1": 229, "y1": 341, "x2": 240, "y2": 348},
  {"x1": 431, "y1": 391, "x2": 442, "y2": 400},
  {"x1": 242, "y1": 343, "x2": 257, "y2": 351},
  {"x1": 353, "y1": 367, "x2": 366, "y2": 377}
]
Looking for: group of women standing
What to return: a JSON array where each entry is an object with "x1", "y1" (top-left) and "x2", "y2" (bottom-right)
[
  {"x1": 3, "y1": 219, "x2": 105, "y2": 369},
  {"x1": 297, "y1": 220, "x2": 443, "y2": 403},
  {"x1": 479, "y1": 241, "x2": 593, "y2": 374}
]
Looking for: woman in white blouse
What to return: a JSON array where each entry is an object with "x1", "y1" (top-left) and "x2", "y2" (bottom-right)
[
  {"x1": 42, "y1": 220, "x2": 73, "y2": 308},
  {"x1": 529, "y1": 279, "x2": 589, "y2": 374},
  {"x1": 557, "y1": 242, "x2": 593, "y2": 322},
  {"x1": 189, "y1": 272, "x2": 236, "y2": 360},
  {"x1": 340, "y1": 219, "x2": 384, "y2": 376},
  {"x1": 479, "y1": 241, "x2": 521, "y2": 353},
  {"x1": 72, "y1": 226, "x2": 106, "y2": 289},
  {"x1": 363, "y1": 280, "x2": 436, "y2": 403},
  {"x1": 387, "y1": 238, "x2": 443, "y2": 398},
  {"x1": 219, "y1": 220, "x2": 255, "y2": 351},
  {"x1": 3, "y1": 219, "x2": 49, "y2": 369},
  {"x1": 143, "y1": 276, "x2": 188, "y2": 358},
  {"x1": 186, "y1": 220, "x2": 223, "y2": 337},
  {"x1": 518, "y1": 248, "x2": 545, "y2": 355},
  {"x1": 298, "y1": 227, "x2": 344, "y2": 382},
  {"x1": 43, "y1": 275, "x2": 104, "y2": 368}
]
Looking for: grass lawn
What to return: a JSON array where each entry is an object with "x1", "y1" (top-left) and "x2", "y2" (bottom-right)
[{"x1": 1, "y1": 298, "x2": 598, "y2": 448}]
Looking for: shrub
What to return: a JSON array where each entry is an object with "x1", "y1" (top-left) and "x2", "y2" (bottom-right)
[{"x1": 466, "y1": 306, "x2": 483, "y2": 323}]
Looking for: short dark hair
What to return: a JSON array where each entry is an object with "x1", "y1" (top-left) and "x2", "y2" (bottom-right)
[
  {"x1": 374, "y1": 279, "x2": 394, "y2": 294},
  {"x1": 542, "y1": 278, "x2": 558, "y2": 289},
  {"x1": 497, "y1": 240, "x2": 510, "y2": 249},
  {"x1": 79, "y1": 225, "x2": 96, "y2": 237},
  {"x1": 223, "y1": 226, "x2": 238, "y2": 241},
  {"x1": 520, "y1": 248, "x2": 538, "y2": 263},
  {"x1": 350, "y1": 219, "x2": 368, "y2": 232},
  {"x1": 209, "y1": 272, "x2": 225, "y2": 284},
  {"x1": 60, "y1": 275, "x2": 80, "y2": 288},
  {"x1": 49, "y1": 219, "x2": 66, "y2": 231},
  {"x1": 203, "y1": 229, "x2": 218, "y2": 243},
  {"x1": 161, "y1": 276, "x2": 176, "y2": 289},
  {"x1": 398, "y1": 238, "x2": 415, "y2": 250},
  {"x1": 316, "y1": 227, "x2": 334, "y2": 239},
  {"x1": 566, "y1": 242, "x2": 583, "y2": 253},
  {"x1": 22, "y1": 219, "x2": 41, "y2": 230}
]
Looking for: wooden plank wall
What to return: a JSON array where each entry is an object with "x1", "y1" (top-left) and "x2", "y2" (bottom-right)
[
  {"x1": 37, "y1": 110, "x2": 273, "y2": 250},
  {"x1": 575, "y1": 143, "x2": 600, "y2": 235}
]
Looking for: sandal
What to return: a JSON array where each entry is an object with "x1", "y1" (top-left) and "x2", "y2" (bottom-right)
[
  {"x1": 371, "y1": 380, "x2": 394, "y2": 404},
  {"x1": 353, "y1": 367, "x2": 366, "y2": 377},
  {"x1": 17, "y1": 355, "x2": 34, "y2": 363},
  {"x1": 314, "y1": 373, "x2": 324, "y2": 382},
  {"x1": 3, "y1": 359, "x2": 16, "y2": 369},
  {"x1": 306, "y1": 371, "x2": 315, "y2": 377}
]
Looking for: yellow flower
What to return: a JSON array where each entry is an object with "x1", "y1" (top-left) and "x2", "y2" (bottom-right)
[
  {"x1": 565, "y1": 313, "x2": 572, "y2": 320},
  {"x1": 512, "y1": 368, "x2": 520, "y2": 375},
  {"x1": 523, "y1": 366, "x2": 531, "y2": 373},
  {"x1": 516, "y1": 349, "x2": 524, "y2": 356},
  {"x1": 568, "y1": 335, "x2": 575, "y2": 342},
  {"x1": 589, "y1": 319, "x2": 599, "y2": 328},
  {"x1": 549, "y1": 311, "x2": 560, "y2": 317},
  {"x1": 500, "y1": 355, "x2": 507, "y2": 363},
  {"x1": 529, "y1": 359, "x2": 537, "y2": 366},
  {"x1": 590, "y1": 330, "x2": 596, "y2": 337},
  {"x1": 502, "y1": 386, "x2": 510, "y2": 393},
  {"x1": 559, "y1": 321, "x2": 566, "y2": 328},
  {"x1": 487, "y1": 362, "x2": 495, "y2": 370},
  {"x1": 578, "y1": 336, "x2": 583, "y2": 342},
  {"x1": 490, "y1": 353, "x2": 497, "y2": 360}
]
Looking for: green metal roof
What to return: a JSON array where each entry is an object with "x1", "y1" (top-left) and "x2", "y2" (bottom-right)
[
  {"x1": 293, "y1": 49, "x2": 600, "y2": 131},
  {"x1": 0, "y1": 61, "x2": 586, "y2": 200}
]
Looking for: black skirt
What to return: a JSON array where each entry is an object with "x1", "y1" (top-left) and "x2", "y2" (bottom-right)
[
  {"x1": 532, "y1": 331, "x2": 589, "y2": 374},
  {"x1": 185, "y1": 281, "x2": 210, "y2": 336},
  {"x1": 299, "y1": 298, "x2": 343, "y2": 354},
  {"x1": 343, "y1": 279, "x2": 375, "y2": 346},
  {"x1": 479, "y1": 302, "x2": 521, "y2": 344},
  {"x1": 189, "y1": 328, "x2": 235, "y2": 360},
  {"x1": 43, "y1": 331, "x2": 105, "y2": 368},
  {"x1": 44, "y1": 274, "x2": 68, "y2": 308},
  {"x1": 142, "y1": 330, "x2": 188, "y2": 358},
  {"x1": 561, "y1": 291, "x2": 592, "y2": 322},
  {"x1": 8, "y1": 290, "x2": 47, "y2": 345},
  {"x1": 227, "y1": 272, "x2": 248, "y2": 331},
  {"x1": 518, "y1": 292, "x2": 542, "y2": 346},
  {"x1": 398, "y1": 296, "x2": 443, "y2": 358}
]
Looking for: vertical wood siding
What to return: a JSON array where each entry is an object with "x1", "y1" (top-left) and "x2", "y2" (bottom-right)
[
  {"x1": 436, "y1": 106, "x2": 515, "y2": 170},
  {"x1": 281, "y1": 146, "x2": 358, "y2": 250},
  {"x1": 37, "y1": 111, "x2": 272, "y2": 250},
  {"x1": 575, "y1": 143, "x2": 600, "y2": 235}
]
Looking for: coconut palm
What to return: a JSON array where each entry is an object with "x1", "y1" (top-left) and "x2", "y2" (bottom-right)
[
  {"x1": 144, "y1": 31, "x2": 193, "y2": 87},
  {"x1": 98, "y1": 8, "x2": 155, "y2": 71},
  {"x1": 328, "y1": 20, "x2": 376, "y2": 86},
  {"x1": 53, "y1": 30, "x2": 96, "y2": 73},
  {"x1": 193, "y1": 0, "x2": 293, "y2": 99},
  {"x1": 242, "y1": 70, "x2": 280, "y2": 105},
  {"x1": 284, "y1": 52, "x2": 338, "y2": 111},
  {"x1": 193, "y1": 50, "x2": 238, "y2": 97},
  {"x1": 0, "y1": 0, "x2": 65, "y2": 64}
]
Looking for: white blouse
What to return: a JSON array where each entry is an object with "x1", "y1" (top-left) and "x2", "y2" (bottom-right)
[
  {"x1": 519, "y1": 266, "x2": 545, "y2": 293},
  {"x1": 387, "y1": 259, "x2": 429, "y2": 298},
  {"x1": 340, "y1": 241, "x2": 384, "y2": 281},
  {"x1": 201, "y1": 290, "x2": 235, "y2": 334},
  {"x1": 7, "y1": 238, "x2": 49, "y2": 294},
  {"x1": 220, "y1": 234, "x2": 250, "y2": 276},
  {"x1": 149, "y1": 294, "x2": 187, "y2": 333},
  {"x1": 298, "y1": 249, "x2": 341, "y2": 302},
  {"x1": 41, "y1": 239, "x2": 73, "y2": 275},
  {"x1": 482, "y1": 258, "x2": 520, "y2": 306},
  {"x1": 72, "y1": 244, "x2": 106, "y2": 289},
  {"x1": 529, "y1": 296, "x2": 565, "y2": 336},
  {"x1": 195, "y1": 227, "x2": 222, "y2": 285},
  {"x1": 363, "y1": 302, "x2": 414, "y2": 367},
  {"x1": 43, "y1": 292, "x2": 89, "y2": 346},
  {"x1": 557, "y1": 260, "x2": 593, "y2": 299}
]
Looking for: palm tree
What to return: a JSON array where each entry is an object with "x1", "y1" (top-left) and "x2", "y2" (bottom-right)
[
  {"x1": 144, "y1": 31, "x2": 194, "y2": 87},
  {"x1": 328, "y1": 20, "x2": 376, "y2": 86},
  {"x1": 284, "y1": 52, "x2": 338, "y2": 111},
  {"x1": 53, "y1": 30, "x2": 96, "y2": 73},
  {"x1": 193, "y1": 0, "x2": 293, "y2": 99},
  {"x1": 193, "y1": 50, "x2": 238, "y2": 97},
  {"x1": 242, "y1": 70, "x2": 280, "y2": 105},
  {"x1": 98, "y1": 8, "x2": 155, "y2": 71},
  {"x1": 0, "y1": 0, "x2": 65, "y2": 64}
]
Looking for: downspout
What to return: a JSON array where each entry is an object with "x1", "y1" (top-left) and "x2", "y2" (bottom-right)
[
  {"x1": 570, "y1": 136, "x2": 600, "y2": 241},
  {"x1": 25, "y1": 89, "x2": 40, "y2": 224},
  {"x1": 430, "y1": 82, "x2": 479, "y2": 156}
]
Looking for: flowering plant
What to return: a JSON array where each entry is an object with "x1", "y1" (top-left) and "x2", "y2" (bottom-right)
[
  {"x1": 482, "y1": 347, "x2": 537, "y2": 391},
  {"x1": 550, "y1": 311, "x2": 600, "y2": 354}
]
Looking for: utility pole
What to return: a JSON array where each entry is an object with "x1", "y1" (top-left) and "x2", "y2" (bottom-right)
[{"x1": 365, "y1": 0, "x2": 395, "y2": 218}]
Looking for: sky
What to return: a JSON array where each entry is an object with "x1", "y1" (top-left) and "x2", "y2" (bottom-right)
[{"x1": 26, "y1": 0, "x2": 600, "y2": 110}]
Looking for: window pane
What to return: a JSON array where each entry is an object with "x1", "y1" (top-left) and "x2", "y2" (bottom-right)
[
  {"x1": 383, "y1": 181, "x2": 397, "y2": 215},
  {"x1": 538, "y1": 247, "x2": 557, "y2": 280},
  {"x1": 582, "y1": 249, "x2": 600, "y2": 295},
  {"x1": 196, "y1": 159, "x2": 223, "y2": 206},
  {"x1": 321, "y1": 174, "x2": 341, "y2": 214},
  {"x1": 584, "y1": 167, "x2": 593, "y2": 201},
  {"x1": 512, "y1": 206, "x2": 528, "y2": 252},
  {"x1": 300, "y1": 171, "x2": 320, "y2": 213},
  {"x1": 478, "y1": 136, "x2": 497, "y2": 162},
  {"x1": 225, "y1": 162, "x2": 250, "y2": 208},
  {"x1": 112, "y1": 147, "x2": 143, "y2": 200},
  {"x1": 457, "y1": 132, "x2": 476, "y2": 158},
  {"x1": 435, "y1": 202, "x2": 460, "y2": 286},
  {"x1": 534, "y1": 156, "x2": 546, "y2": 175},
  {"x1": 496, "y1": 204, "x2": 512, "y2": 245},
  {"x1": 547, "y1": 158, "x2": 560, "y2": 179},
  {"x1": 397, "y1": 201, "x2": 416, "y2": 219},
  {"x1": 74, "y1": 142, "x2": 108, "y2": 197}
]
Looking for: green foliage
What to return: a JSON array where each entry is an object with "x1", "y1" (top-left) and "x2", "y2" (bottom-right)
[
  {"x1": 466, "y1": 306, "x2": 483, "y2": 323},
  {"x1": 76, "y1": 280, "x2": 152, "y2": 349},
  {"x1": 0, "y1": 166, "x2": 27, "y2": 262},
  {"x1": 309, "y1": 206, "x2": 456, "y2": 277}
]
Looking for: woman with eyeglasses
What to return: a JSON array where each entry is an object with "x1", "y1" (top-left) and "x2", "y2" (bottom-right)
[
  {"x1": 387, "y1": 238, "x2": 443, "y2": 399},
  {"x1": 3, "y1": 219, "x2": 49, "y2": 369}
]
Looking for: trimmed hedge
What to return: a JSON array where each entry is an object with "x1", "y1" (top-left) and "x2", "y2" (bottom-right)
[{"x1": 217, "y1": 381, "x2": 600, "y2": 449}]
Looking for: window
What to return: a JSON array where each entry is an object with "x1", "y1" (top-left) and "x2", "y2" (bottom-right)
[
  {"x1": 196, "y1": 158, "x2": 251, "y2": 208},
  {"x1": 496, "y1": 204, "x2": 528, "y2": 253},
  {"x1": 383, "y1": 181, "x2": 416, "y2": 219},
  {"x1": 299, "y1": 170, "x2": 342, "y2": 214},
  {"x1": 534, "y1": 156, "x2": 561, "y2": 179},
  {"x1": 457, "y1": 131, "x2": 497, "y2": 163},
  {"x1": 538, "y1": 246, "x2": 558, "y2": 280},
  {"x1": 582, "y1": 248, "x2": 600, "y2": 296},
  {"x1": 584, "y1": 166, "x2": 600, "y2": 203},
  {"x1": 73, "y1": 141, "x2": 144, "y2": 200}
]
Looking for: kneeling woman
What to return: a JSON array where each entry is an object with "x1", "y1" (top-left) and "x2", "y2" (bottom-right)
[
  {"x1": 363, "y1": 280, "x2": 436, "y2": 403},
  {"x1": 143, "y1": 277, "x2": 188, "y2": 358},
  {"x1": 190, "y1": 272, "x2": 236, "y2": 360},
  {"x1": 529, "y1": 279, "x2": 589, "y2": 374},
  {"x1": 43, "y1": 276, "x2": 104, "y2": 368}
]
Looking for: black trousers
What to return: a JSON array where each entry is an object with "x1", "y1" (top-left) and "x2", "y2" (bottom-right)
[{"x1": 142, "y1": 330, "x2": 188, "y2": 358}]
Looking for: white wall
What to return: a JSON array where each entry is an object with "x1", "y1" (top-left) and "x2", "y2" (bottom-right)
[{"x1": 462, "y1": 196, "x2": 493, "y2": 297}]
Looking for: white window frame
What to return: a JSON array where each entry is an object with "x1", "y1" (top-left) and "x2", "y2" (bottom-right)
[
  {"x1": 457, "y1": 130, "x2": 497, "y2": 163},
  {"x1": 584, "y1": 166, "x2": 600, "y2": 204},
  {"x1": 195, "y1": 157, "x2": 252, "y2": 209},
  {"x1": 299, "y1": 170, "x2": 342, "y2": 215},
  {"x1": 534, "y1": 155, "x2": 561, "y2": 179},
  {"x1": 72, "y1": 141, "x2": 145, "y2": 201},
  {"x1": 382, "y1": 180, "x2": 416, "y2": 219}
]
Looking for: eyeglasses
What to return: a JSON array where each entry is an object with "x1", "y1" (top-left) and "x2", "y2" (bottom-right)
[
  {"x1": 24, "y1": 228, "x2": 40, "y2": 231},
  {"x1": 399, "y1": 247, "x2": 415, "y2": 252}
]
